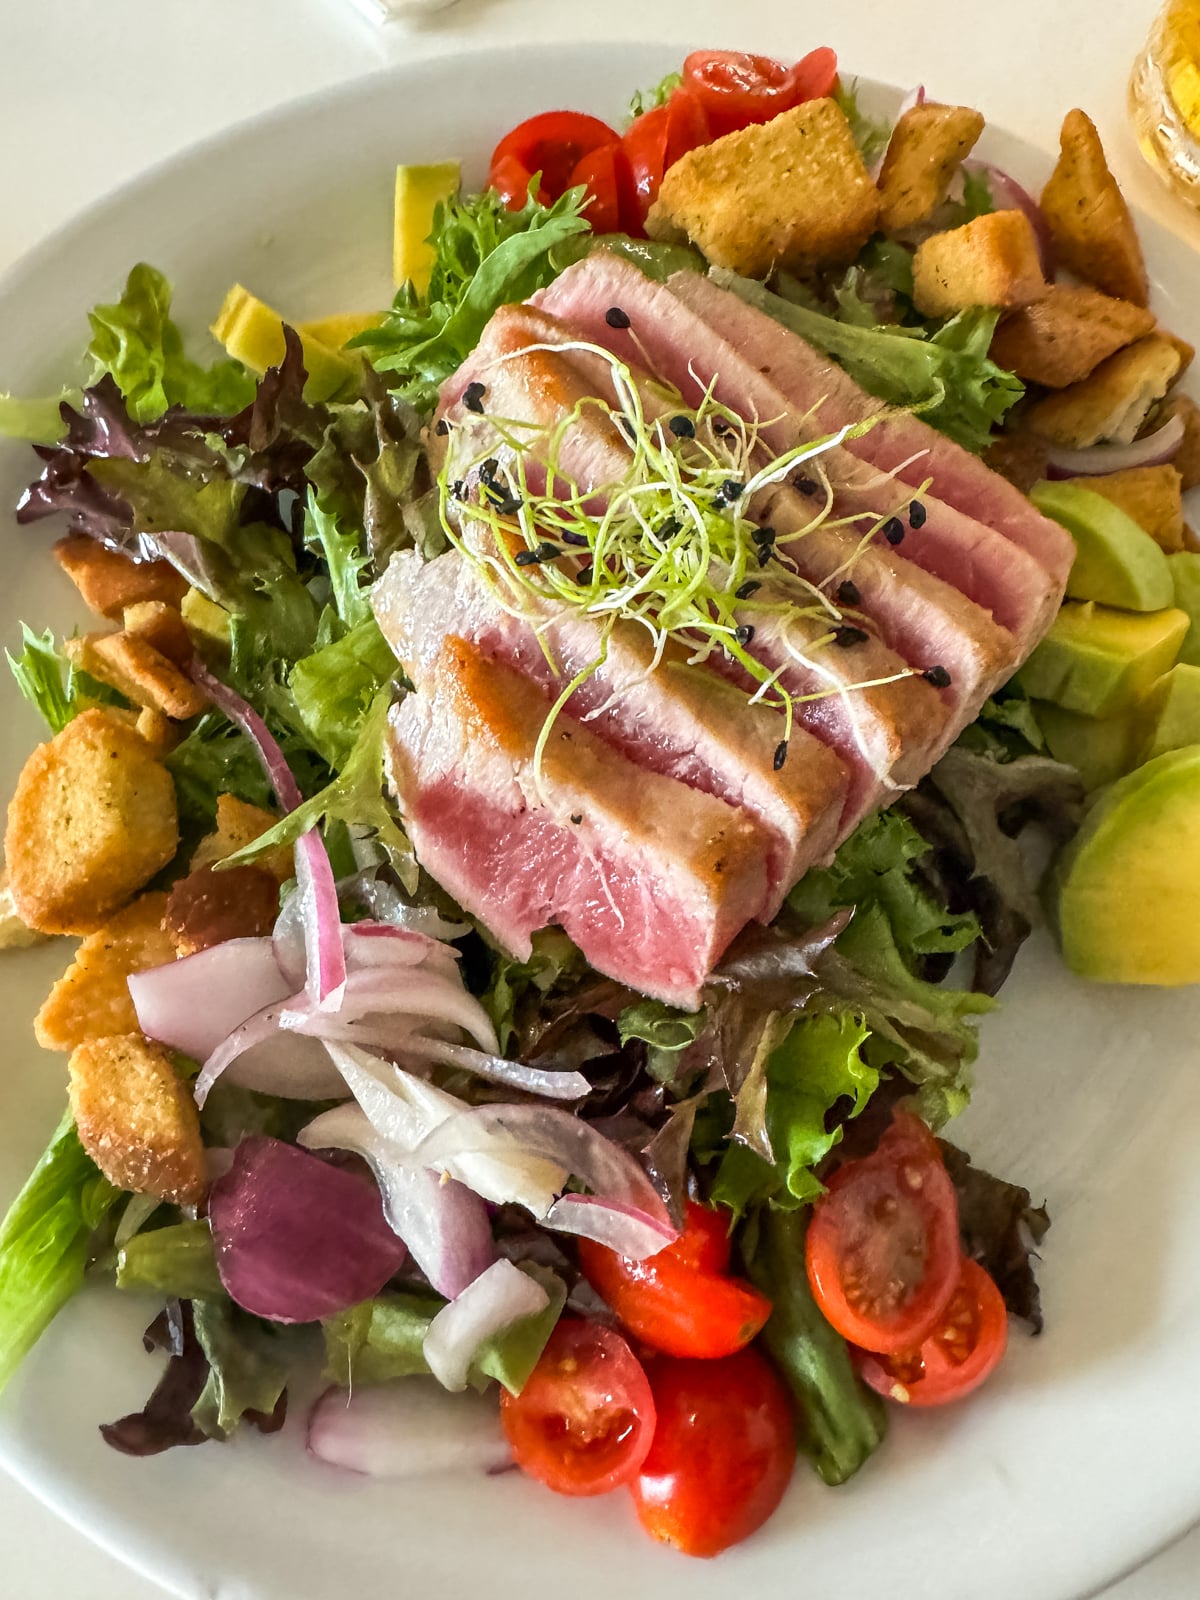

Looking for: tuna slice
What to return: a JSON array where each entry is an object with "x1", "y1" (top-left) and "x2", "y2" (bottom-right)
[
  {"x1": 533, "y1": 255, "x2": 1018, "y2": 733},
  {"x1": 669, "y1": 270, "x2": 1077, "y2": 594},
  {"x1": 374, "y1": 547, "x2": 848, "y2": 914},
  {"x1": 386, "y1": 634, "x2": 769, "y2": 1008}
]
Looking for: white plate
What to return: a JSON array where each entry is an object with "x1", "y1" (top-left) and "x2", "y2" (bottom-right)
[{"x1": 2, "y1": 41, "x2": 1199, "y2": 1600}]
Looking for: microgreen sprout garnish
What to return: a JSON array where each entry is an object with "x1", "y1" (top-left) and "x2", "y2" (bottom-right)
[{"x1": 434, "y1": 339, "x2": 922, "y2": 771}]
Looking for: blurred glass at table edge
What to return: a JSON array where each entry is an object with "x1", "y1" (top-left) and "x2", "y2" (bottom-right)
[{"x1": 1131, "y1": 0, "x2": 1200, "y2": 201}]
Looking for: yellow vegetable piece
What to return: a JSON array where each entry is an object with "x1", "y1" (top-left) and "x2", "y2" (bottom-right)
[
  {"x1": 1139, "y1": 662, "x2": 1200, "y2": 762},
  {"x1": 297, "y1": 311, "x2": 386, "y2": 350},
  {"x1": 181, "y1": 587, "x2": 231, "y2": 652},
  {"x1": 210, "y1": 285, "x2": 355, "y2": 403},
  {"x1": 394, "y1": 161, "x2": 461, "y2": 294},
  {"x1": 1034, "y1": 700, "x2": 1141, "y2": 791},
  {"x1": 1056, "y1": 745, "x2": 1200, "y2": 985},
  {"x1": 1017, "y1": 601, "x2": 1189, "y2": 717}
]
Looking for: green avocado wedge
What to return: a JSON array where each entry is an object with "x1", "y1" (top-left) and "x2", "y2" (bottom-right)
[
  {"x1": 1168, "y1": 550, "x2": 1200, "y2": 667},
  {"x1": 1017, "y1": 601, "x2": 1189, "y2": 717},
  {"x1": 1055, "y1": 745, "x2": 1200, "y2": 984},
  {"x1": 1034, "y1": 700, "x2": 1141, "y2": 791},
  {"x1": 1031, "y1": 480, "x2": 1174, "y2": 612},
  {"x1": 1139, "y1": 663, "x2": 1200, "y2": 762}
]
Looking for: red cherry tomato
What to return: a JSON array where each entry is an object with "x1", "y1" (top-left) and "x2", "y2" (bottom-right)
[
  {"x1": 569, "y1": 142, "x2": 636, "y2": 236},
  {"x1": 499, "y1": 1319, "x2": 656, "y2": 1497},
  {"x1": 682, "y1": 50, "x2": 798, "y2": 138},
  {"x1": 664, "y1": 1199, "x2": 732, "y2": 1274},
  {"x1": 489, "y1": 110, "x2": 623, "y2": 209},
  {"x1": 787, "y1": 46, "x2": 840, "y2": 105},
  {"x1": 856, "y1": 1259, "x2": 1010, "y2": 1408},
  {"x1": 805, "y1": 1110, "x2": 961, "y2": 1355},
  {"x1": 488, "y1": 151, "x2": 544, "y2": 209},
  {"x1": 622, "y1": 88, "x2": 710, "y2": 223},
  {"x1": 578, "y1": 1201, "x2": 771, "y2": 1360},
  {"x1": 631, "y1": 1349, "x2": 796, "y2": 1558}
]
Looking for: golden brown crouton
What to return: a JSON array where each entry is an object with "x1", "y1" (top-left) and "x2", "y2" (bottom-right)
[
  {"x1": 989, "y1": 285, "x2": 1156, "y2": 388},
  {"x1": 122, "y1": 601, "x2": 193, "y2": 666},
  {"x1": 134, "y1": 706, "x2": 182, "y2": 755},
  {"x1": 53, "y1": 535, "x2": 187, "y2": 621},
  {"x1": 35, "y1": 892, "x2": 175, "y2": 1052},
  {"x1": 1159, "y1": 393, "x2": 1200, "y2": 490},
  {"x1": 1058, "y1": 465, "x2": 1186, "y2": 553},
  {"x1": 1027, "y1": 334, "x2": 1183, "y2": 448},
  {"x1": 983, "y1": 430, "x2": 1052, "y2": 493},
  {"x1": 646, "y1": 99, "x2": 880, "y2": 277},
  {"x1": 912, "y1": 210, "x2": 1045, "y2": 318},
  {"x1": 67, "y1": 631, "x2": 208, "y2": 721},
  {"x1": 1161, "y1": 332, "x2": 1196, "y2": 379},
  {"x1": 1040, "y1": 109, "x2": 1149, "y2": 307},
  {"x1": 190, "y1": 793, "x2": 293, "y2": 885},
  {"x1": 876, "y1": 103, "x2": 985, "y2": 232},
  {"x1": 4, "y1": 709, "x2": 179, "y2": 935},
  {"x1": 0, "y1": 869, "x2": 48, "y2": 951},
  {"x1": 164, "y1": 864, "x2": 281, "y2": 957},
  {"x1": 68, "y1": 1033, "x2": 205, "y2": 1204}
]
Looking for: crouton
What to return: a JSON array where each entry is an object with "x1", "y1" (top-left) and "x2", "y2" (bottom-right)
[
  {"x1": 53, "y1": 535, "x2": 187, "y2": 621},
  {"x1": 134, "y1": 706, "x2": 182, "y2": 755},
  {"x1": 912, "y1": 209, "x2": 1045, "y2": 318},
  {"x1": 983, "y1": 430, "x2": 1052, "y2": 493},
  {"x1": 67, "y1": 630, "x2": 208, "y2": 721},
  {"x1": 1027, "y1": 335, "x2": 1183, "y2": 448},
  {"x1": 877, "y1": 103, "x2": 985, "y2": 232},
  {"x1": 1058, "y1": 465, "x2": 1186, "y2": 553},
  {"x1": 122, "y1": 601, "x2": 193, "y2": 666},
  {"x1": 1040, "y1": 109, "x2": 1149, "y2": 307},
  {"x1": 35, "y1": 892, "x2": 174, "y2": 1052},
  {"x1": 190, "y1": 793, "x2": 293, "y2": 885},
  {"x1": 1161, "y1": 331, "x2": 1196, "y2": 379},
  {"x1": 646, "y1": 99, "x2": 880, "y2": 277},
  {"x1": 4, "y1": 709, "x2": 179, "y2": 935},
  {"x1": 164, "y1": 864, "x2": 281, "y2": 956},
  {"x1": 0, "y1": 869, "x2": 48, "y2": 951},
  {"x1": 1159, "y1": 393, "x2": 1200, "y2": 490},
  {"x1": 68, "y1": 1033, "x2": 205, "y2": 1204},
  {"x1": 989, "y1": 285, "x2": 1155, "y2": 388}
]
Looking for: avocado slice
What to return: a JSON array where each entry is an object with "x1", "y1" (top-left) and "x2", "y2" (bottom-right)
[
  {"x1": 1034, "y1": 700, "x2": 1141, "y2": 790},
  {"x1": 210, "y1": 285, "x2": 355, "y2": 403},
  {"x1": 1055, "y1": 745, "x2": 1200, "y2": 984},
  {"x1": 1167, "y1": 551, "x2": 1200, "y2": 667},
  {"x1": 1139, "y1": 663, "x2": 1200, "y2": 761},
  {"x1": 1017, "y1": 601, "x2": 1189, "y2": 717},
  {"x1": 1031, "y1": 480, "x2": 1174, "y2": 611},
  {"x1": 394, "y1": 161, "x2": 461, "y2": 295}
]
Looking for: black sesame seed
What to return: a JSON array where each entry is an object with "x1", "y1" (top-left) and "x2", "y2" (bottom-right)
[
  {"x1": 668, "y1": 415, "x2": 695, "y2": 438},
  {"x1": 712, "y1": 417, "x2": 733, "y2": 437},
  {"x1": 659, "y1": 515, "x2": 682, "y2": 538},
  {"x1": 756, "y1": 545, "x2": 773, "y2": 568},
  {"x1": 734, "y1": 624, "x2": 755, "y2": 646},
  {"x1": 923, "y1": 664, "x2": 952, "y2": 688},
  {"x1": 514, "y1": 549, "x2": 539, "y2": 567},
  {"x1": 616, "y1": 413, "x2": 637, "y2": 440},
  {"x1": 773, "y1": 740, "x2": 789, "y2": 772},
  {"x1": 434, "y1": 417, "x2": 449, "y2": 437},
  {"x1": 533, "y1": 541, "x2": 559, "y2": 562},
  {"x1": 883, "y1": 517, "x2": 905, "y2": 546},
  {"x1": 605, "y1": 306, "x2": 631, "y2": 330},
  {"x1": 488, "y1": 490, "x2": 523, "y2": 516},
  {"x1": 720, "y1": 479, "x2": 746, "y2": 502},
  {"x1": 561, "y1": 530, "x2": 590, "y2": 547},
  {"x1": 834, "y1": 625, "x2": 869, "y2": 648},
  {"x1": 480, "y1": 456, "x2": 499, "y2": 483},
  {"x1": 794, "y1": 476, "x2": 818, "y2": 497},
  {"x1": 751, "y1": 525, "x2": 777, "y2": 546},
  {"x1": 451, "y1": 479, "x2": 467, "y2": 502},
  {"x1": 463, "y1": 381, "x2": 486, "y2": 414},
  {"x1": 570, "y1": 813, "x2": 583, "y2": 825},
  {"x1": 735, "y1": 580, "x2": 761, "y2": 600},
  {"x1": 836, "y1": 580, "x2": 861, "y2": 607},
  {"x1": 575, "y1": 565, "x2": 594, "y2": 585},
  {"x1": 909, "y1": 500, "x2": 927, "y2": 529}
]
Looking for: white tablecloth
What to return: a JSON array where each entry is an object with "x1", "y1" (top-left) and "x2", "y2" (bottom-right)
[{"x1": 0, "y1": 0, "x2": 1195, "y2": 1593}]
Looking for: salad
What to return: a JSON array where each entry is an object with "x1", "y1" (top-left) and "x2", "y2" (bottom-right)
[{"x1": 1, "y1": 44, "x2": 1197, "y2": 1560}]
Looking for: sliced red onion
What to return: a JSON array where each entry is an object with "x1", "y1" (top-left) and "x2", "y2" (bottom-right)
[
  {"x1": 129, "y1": 937, "x2": 290, "y2": 1062},
  {"x1": 423, "y1": 1259, "x2": 550, "y2": 1392},
  {"x1": 343, "y1": 922, "x2": 454, "y2": 967},
  {"x1": 308, "y1": 1381, "x2": 510, "y2": 1478},
  {"x1": 282, "y1": 967, "x2": 496, "y2": 1052},
  {"x1": 543, "y1": 1194, "x2": 676, "y2": 1258},
  {"x1": 271, "y1": 890, "x2": 308, "y2": 989},
  {"x1": 410, "y1": 1105, "x2": 675, "y2": 1242},
  {"x1": 300, "y1": 1101, "x2": 495, "y2": 1299},
  {"x1": 295, "y1": 831, "x2": 348, "y2": 1009},
  {"x1": 209, "y1": 1135, "x2": 408, "y2": 1323},
  {"x1": 187, "y1": 659, "x2": 302, "y2": 810},
  {"x1": 347, "y1": 872, "x2": 470, "y2": 941},
  {"x1": 964, "y1": 159, "x2": 1054, "y2": 276},
  {"x1": 194, "y1": 994, "x2": 349, "y2": 1106},
  {"x1": 420, "y1": 1038, "x2": 590, "y2": 1102},
  {"x1": 1044, "y1": 414, "x2": 1186, "y2": 478}
]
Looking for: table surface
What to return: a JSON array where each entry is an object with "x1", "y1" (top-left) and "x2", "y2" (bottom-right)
[{"x1": 1, "y1": 0, "x2": 1197, "y2": 1594}]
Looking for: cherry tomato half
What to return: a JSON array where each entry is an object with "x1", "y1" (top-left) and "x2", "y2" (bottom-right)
[
  {"x1": 569, "y1": 142, "x2": 636, "y2": 236},
  {"x1": 631, "y1": 1349, "x2": 796, "y2": 1558},
  {"x1": 488, "y1": 109, "x2": 623, "y2": 210},
  {"x1": 488, "y1": 150, "x2": 544, "y2": 209},
  {"x1": 499, "y1": 1319, "x2": 656, "y2": 1497},
  {"x1": 682, "y1": 48, "x2": 839, "y2": 139},
  {"x1": 578, "y1": 1201, "x2": 771, "y2": 1360},
  {"x1": 805, "y1": 1110, "x2": 961, "y2": 1356},
  {"x1": 856, "y1": 1259, "x2": 1009, "y2": 1408},
  {"x1": 622, "y1": 88, "x2": 710, "y2": 224},
  {"x1": 788, "y1": 46, "x2": 840, "y2": 105},
  {"x1": 664, "y1": 1198, "x2": 732, "y2": 1275}
]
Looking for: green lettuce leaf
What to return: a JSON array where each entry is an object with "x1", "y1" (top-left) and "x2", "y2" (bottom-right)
[
  {"x1": 627, "y1": 69, "x2": 683, "y2": 120},
  {"x1": 713, "y1": 270, "x2": 1024, "y2": 454},
  {"x1": 550, "y1": 234, "x2": 706, "y2": 282},
  {"x1": 85, "y1": 262, "x2": 254, "y2": 423},
  {"x1": 617, "y1": 998, "x2": 706, "y2": 1085},
  {"x1": 481, "y1": 929, "x2": 589, "y2": 1056},
  {"x1": 834, "y1": 79, "x2": 892, "y2": 166},
  {"x1": 6, "y1": 623, "x2": 125, "y2": 732},
  {"x1": 0, "y1": 1109, "x2": 120, "y2": 1396},
  {"x1": 115, "y1": 1219, "x2": 225, "y2": 1302},
  {"x1": 0, "y1": 391, "x2": 76, "y2": 444},
  {"x1": 303, "y1": 490, "x2": 371, "y2": 629},
  {"x1": 191, "y1": 1298, "x2": 293, "y2": 1438},
  {"x1": 288, "y1": 616, "x2": 398, "y2": 769},
  {"x1": 744, "y1": 1207, "x2": 887, "y2": 1485},
  {"x1": 354, "y1": 186, "x2": 592, "y2": 411},
  {"x1": 944, "y1": 165, "x2": 995, "y2": 227}
]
